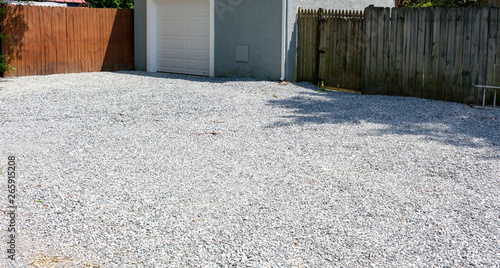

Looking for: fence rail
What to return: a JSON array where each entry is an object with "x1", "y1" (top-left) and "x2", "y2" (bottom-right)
[{"x1": 0, "y1": 4, "x2": 134, "y2": 77}]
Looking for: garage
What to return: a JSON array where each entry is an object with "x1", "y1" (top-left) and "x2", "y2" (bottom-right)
[
  {"x1": 147, "y1": 0, "x2": 214, "y2": 76},
  {"x1": 141, "y1": 0, "x2": 284, "y2": 80}
]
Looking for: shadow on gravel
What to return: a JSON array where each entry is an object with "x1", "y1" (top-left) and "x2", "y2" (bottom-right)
[
  {"x1": 266, "y1": 84, "x2": 500, "y2": 150},
  {"x1": 117, "y1": 70, "x2": 260, "y2": 84},
  {"x1": 118, "y1": 71, "x2": 499, "y2": 150}
]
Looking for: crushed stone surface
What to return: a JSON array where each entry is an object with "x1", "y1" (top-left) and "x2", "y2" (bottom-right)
[{"x1": 0, "y1": 71, "x2": 499, "y2": 267}]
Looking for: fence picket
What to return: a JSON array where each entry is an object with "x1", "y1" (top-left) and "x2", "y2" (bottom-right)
[
  {"x1": 362, "y1": 7, "x2": 372, "y2": 93},
  {"x1": 11, "y1": 5, "x2": 25, "y2": 76},
  {"x1": 388, "y1": 8, "x2": 397, "y2": 91},
  {"x1": 402, "y1": 8, "x2": 411, "y2": 96},
  {"x1": 486, "y1": 8, "x2": 497, "y2": 86},
  {"x1": 437, "y1": 9, "x2": 448, "y2": 100},
  {"x1": 305, "y1": 9, "x2": 313, "y2": 82},
  {"x1": 31, "y1": 6, "x2": 40, "y2": 75},
  {"x1": 381, "y1": 8, "x2": 391, "y2": 94},
  {"x1": 485, "y1": 8, "x2": 497, "y2": 103},
  {"x1": 394, "y1": 8, "x2": 404, "y2": 95},
  {"x1": 85, "y1": 8, "x2": 92, "y2": 72},
  {"x1": 415, "y1": 9, "x2": 425, "y2": 98},
  {"x1": 445, "y1": 8, "x2": 456, "y2": 102},
  {"x1": 495, "y1": 8, "x2": 500, "y2": 104},
  {"x1": 41, "y1": 7, "x2": 50, "y2": 75},
  {"x1": 453, "y1": 9, "x2": 464, "y2": 102},
  {"x1": 346, "y1": 12, "x2": 354, "y2": 89},
  {"x1": 90, "y1": 7, "x2": 96, "y2": 71},
  {"x1": 296, "y1": 8, "x2": 303, "y2": 81},
  {"x1": 375, "y1": 8, "x2": 384, "y2": 92},
  {"x1": 470, "y1": 7, "x2": 481, "y2": 102},
  {"x1": 339, "y1": 11, "x2": 348, "y2": 88},
  {"x1": 371, "y1": 8, "x2": 380, "y2": 92},
  {"x1": 356, "y1": 12, "x2": 364, "y2": 90},
  {"x1": 318, "y1": 9, "x2": 328, "y2": 85},
  {"x1": 462, "y1": 8, "x2": 474, "y2": 103},
  {"x1": 422, "y1": 8, "x2": 432, "y2": 99},
  {"x1": 478, "y1": 7, "x2": 489, "y2": 88},
  {"x1": 304, "y1": 9, "x2": 310, "y2": 81},
  {"x1": 408, "y1": 9, "x2": 418, "y2": 97}
]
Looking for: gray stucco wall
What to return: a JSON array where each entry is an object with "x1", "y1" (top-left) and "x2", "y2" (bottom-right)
[
  {"x1": 285, "y1": 0, "x2": 394, "y2": 81},
  {"x1": 134, "y1": 0, "x2": 393, "y2": 79},
  {"x1": 134, "y1": 0, "x2": 147, "y2": 71},
  {"x1": 214, "y1": 0, "x2": 282, "y2": 80}
]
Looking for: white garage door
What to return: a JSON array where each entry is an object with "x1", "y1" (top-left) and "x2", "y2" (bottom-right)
[{"x1": 156, "y1": 0, "x2": 210, "y2": 76}]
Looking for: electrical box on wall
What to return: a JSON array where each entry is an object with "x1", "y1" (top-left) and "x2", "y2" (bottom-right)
[{"x1": 236, "y1": 45, "x2": 249, "y2": 62}]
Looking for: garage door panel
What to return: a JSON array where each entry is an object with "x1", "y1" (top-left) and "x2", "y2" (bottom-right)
[
  {"x1": 171, "y1": 58, "x2": 184, "y2": 69},
  {"x1": 156, "y1": 0, "x2": 210, "y2": 76},
  {"x1": 171, "y1": 20, "x2": 185, "y2": 32},
  {"x1": 200, "y1": 60, "x2": 209, "y2": 71},
  {"x1": 186, "y1": 20, "x2": 198, "y2": 32},
  {"x1": 171, "y1": 39, "x2": 183, "y2": 50},
  {"x1": 185, "y1": 59, "x2": 199, "y2": 71},
  {"x1": 201, "y1": 41, "x2": 209, "y2": 52},
  {"x1": 157, "y1": 58, "x2": 170, "y2": 69},
  {"x1": 158, "y1": 39, "x2": 170, "y2": 50},
  {"x1": 186, "y1": 41, "x2": 199, "y2": 52}
]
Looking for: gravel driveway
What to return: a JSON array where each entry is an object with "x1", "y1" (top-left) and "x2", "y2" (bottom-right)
[{"x1": 0, "y1": 71, "x2": 499, "y2": 267}]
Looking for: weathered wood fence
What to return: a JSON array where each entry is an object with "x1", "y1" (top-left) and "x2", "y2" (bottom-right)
[
  {"x1": 364, "y1": 6, "x2": 500, "y2": 104},
  {"x1": 297, "y1": 8, "x2": 364, "y2": 91},
  {"x1": 297, "y1": 6, "x2": 500, "y2": 105},
  {"x1": 0, "y1": 4, "x2": 134, "y2": 77}
]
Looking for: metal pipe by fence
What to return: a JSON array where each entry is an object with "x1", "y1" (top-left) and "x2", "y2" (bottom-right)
[{"x1": 472, "y1": 84, "x2": 499, "y2": 108}]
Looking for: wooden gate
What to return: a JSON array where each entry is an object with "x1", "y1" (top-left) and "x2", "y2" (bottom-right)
[{"x1": 296, "y1": 8, "x2": 364, "y2": 91}]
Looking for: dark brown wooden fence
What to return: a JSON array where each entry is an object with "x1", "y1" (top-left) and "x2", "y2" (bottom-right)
[
  {"x1": 297, "y1": 6, "x2": 500, "y2": 105},
  {"x1": 296, "y1": 8, "x2": 364, "y2": 91},
  {"x1": 0, "y1": 4, "x2": 134, "y2": 77},
  {"x1": 364, "y1": 7, "x2": 500, "y2": 104}
]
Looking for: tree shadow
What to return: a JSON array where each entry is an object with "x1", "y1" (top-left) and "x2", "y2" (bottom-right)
[
  {"x1": 101, "y1": 8, "x2": 134, "y2": 72},
  {"x1": 1, "y1": 4, "x2": 27, "y2": 77},
  {"x1": 266, "y1": 83, "x2": 500, "y2": 150}
]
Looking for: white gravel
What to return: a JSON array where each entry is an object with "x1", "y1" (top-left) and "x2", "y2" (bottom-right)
[{"x1": 0, "y1": 71, "x2": 499, "y2": 267}]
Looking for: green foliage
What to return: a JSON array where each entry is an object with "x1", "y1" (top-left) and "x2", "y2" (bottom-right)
[
  {"x1": 0, "y1": 6, "x2": 13, "y2": 75},
  {"x1": 87, "y1": 0, "x2": 134, "y2": 9},
  {"x1": 0, "y1": 55, "x2": 15, "y2": 75},
  {"x1": 403, "y1": 0, "x2": 477, "y2": 7},
  {"x1": 0, "y1": 32, "x2": 8, "y2": 42}
]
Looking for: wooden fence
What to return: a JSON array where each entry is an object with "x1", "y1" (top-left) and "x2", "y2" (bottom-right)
[
  {"x1": 296, "y1": 8, "x2": 364, "y2": 91},
  {"x1": 0, "y1": 4, "x2": 134, "y2": 77},
  {"x1": 297, "y1": 6, "x2": 500, "y2": 104},
  {"x1": 364, "y1": 6, "x2": 500, "y2": 104}
]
